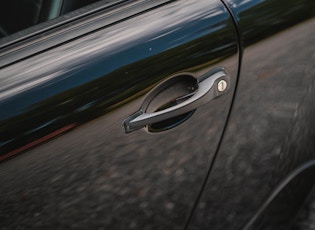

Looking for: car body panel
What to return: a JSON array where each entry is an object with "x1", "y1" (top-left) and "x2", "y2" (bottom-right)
[
  {"x1": 187, "y1": 0, "x2": 315, "y2": 229},
  {"x1": 0, "y1": 0, "x2": 239, "y2": 229}
]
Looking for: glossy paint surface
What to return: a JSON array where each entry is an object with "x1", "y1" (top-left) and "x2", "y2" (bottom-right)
[
  {"x1": 0, "y1": 0, "x2": 238, "y2": 229},
  {"x1": 188, "y1": 0, "x2": 315, "y2": 229}
]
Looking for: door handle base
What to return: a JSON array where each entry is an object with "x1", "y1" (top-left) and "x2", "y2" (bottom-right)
[{"x1": 123, "y1": 67, "x2": 230, "y2": 133}]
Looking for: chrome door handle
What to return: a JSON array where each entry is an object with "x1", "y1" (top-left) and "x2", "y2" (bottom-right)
[{"x1": 123, "y1": 68, "x2": 230, "y2": 133}]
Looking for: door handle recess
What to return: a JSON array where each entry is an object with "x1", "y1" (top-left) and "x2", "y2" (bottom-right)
[{"x1": 123, "y1": 68, "x2": 230, "y2": 133}]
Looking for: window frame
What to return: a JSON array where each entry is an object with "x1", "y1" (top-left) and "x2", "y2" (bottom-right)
[{"x1": 0, "y1": 0, "x2": 171, "y2": 68}]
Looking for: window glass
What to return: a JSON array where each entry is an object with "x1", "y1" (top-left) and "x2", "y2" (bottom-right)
[{"x1": 0, "y1": 0, "x2": 100, "y2": 39}]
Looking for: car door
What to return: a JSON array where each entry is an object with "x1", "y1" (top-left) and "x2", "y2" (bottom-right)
[{"x1": 0, "y1": 0, "x2": 239, "y2": 229}]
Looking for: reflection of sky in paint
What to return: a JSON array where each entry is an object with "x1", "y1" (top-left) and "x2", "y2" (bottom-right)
[
  {"x1": 0, "y1": 0, "x2": 229, "y2": 120},
  {"x1": 225, "y1": 0, "x2": 265, "y2": 14}
]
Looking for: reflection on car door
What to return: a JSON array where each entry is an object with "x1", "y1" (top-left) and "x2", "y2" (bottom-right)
[{"x1": 0, "y1": 0, "x2": 239, "y2": 229}]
